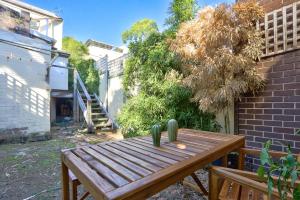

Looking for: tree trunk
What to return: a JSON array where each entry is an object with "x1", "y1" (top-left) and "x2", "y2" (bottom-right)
[{"x1": 223, "y1": 107, "x2": 230, "y2": 134}]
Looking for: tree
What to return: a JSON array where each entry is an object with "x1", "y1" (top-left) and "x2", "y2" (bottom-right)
[
  {"x1": 62, "y1": 37, "x2": 88, "y2": 64},
  {"x1": 62, "y1": 37, "x2": 99, "y2": 93},
  {"x1": 119, "y1": 31, "x2": 219, "y2": 137},
  {"x1": 165, "y1": 0, "x2": 198, "y2": 35},
  {"x1": 122, "y1": 19, "x2": 158, "y2": 43},
  {"x1": 171, "y1": 1, "x2": 265, "y2": 133}
]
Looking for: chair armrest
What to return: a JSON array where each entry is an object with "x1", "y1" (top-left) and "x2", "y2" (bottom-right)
[
  {"x1": 240, "y1": 148, "x2": 298, "y2": 158},
  {"x1": 210, "y1": 166, "x2": 285, "y2": 199}
]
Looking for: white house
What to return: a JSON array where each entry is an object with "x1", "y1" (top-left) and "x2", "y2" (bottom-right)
[
  {"x1": 86, "y1": 39, "x2": 128, "y2": 63},
  {"x1": 0, "y1": 0, "x2": 69, "y2": 142},
  {"x1": 0, "y1": 0, "x2": 63, "y2": 49},
  {"x1": 86, "y1": 39, "x2": 129, "y2": 124}
]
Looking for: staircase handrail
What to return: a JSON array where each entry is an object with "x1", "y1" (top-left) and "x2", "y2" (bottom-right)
[
  {"x1": 93, "y1": 93, "x2": 117, "y2": 129},
  {"x1": 74, "y1": 69, "x2": 93, "y2": 132},
  {"x1": 74, "y1": 70, "x2": 91, "y2": 102},
  {"x1": 76, "y1": 90, "x2": 87, "y2": 118}
]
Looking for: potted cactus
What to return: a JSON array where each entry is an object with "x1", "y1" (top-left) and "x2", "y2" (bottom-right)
[
  {"x1": 167, "y1": 119, "x2": 178, "y2": 142},
  {"x1": 151, "y1": 124, "x2": 161, "y2": 147}
]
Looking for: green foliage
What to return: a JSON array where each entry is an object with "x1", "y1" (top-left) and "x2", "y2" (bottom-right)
[
  {"x1": 117, "y1": 92, "x2": 167, "y2": 137},
  {"x1": 123, "y1": 33, "x2": 179, "y2": 94},
  {"x1": 165, "y1": 0, "x2": 198, "y2": 35},
  {"x1": 122, "y1": 19, "x2": 159, "y2": 43},
  {"x1": 118, "y1": 43, "x2": 220, "y2": 137},
  {"x1": 118, "y1": 0, "x2": 219, "y2": 137},
  {"x1": 62, "y1": 36, "x2": 88, "y2": 63},
  {"x1": 76, "y1": 59, "x2": 99, "y2": 93},
  {"x1": 258, "y1": 140, "x2": 300, "y2": 200},
  {"x1": 62, "y1": 37, "x2": 99, "y2": 93}
]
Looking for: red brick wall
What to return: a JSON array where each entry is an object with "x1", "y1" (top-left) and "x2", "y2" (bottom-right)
[{"x1": 238, "y1": 50, "x2": 300, "y2": 153}]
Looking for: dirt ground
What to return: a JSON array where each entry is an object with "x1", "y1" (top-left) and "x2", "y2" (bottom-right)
[{"x1": 0, "y1": 124, "x2": 207, "y2": 200}]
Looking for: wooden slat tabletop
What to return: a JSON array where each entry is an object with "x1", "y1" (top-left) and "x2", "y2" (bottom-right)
[{"x1": 61, "y1": 129, "x2": 245, "y2": 200}]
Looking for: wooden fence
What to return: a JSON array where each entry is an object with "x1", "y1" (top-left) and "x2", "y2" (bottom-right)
[{"x1": 259, "y1": 2, "x2": 300, "y2": 57}]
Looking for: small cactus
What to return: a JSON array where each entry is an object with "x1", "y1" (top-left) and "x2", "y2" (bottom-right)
[
  {"x1": 167, "y1": 119, "x2": 178, "y2": 142},
  {"x1": 151, "y1": 124, "x2": 161, "y2": 147}
]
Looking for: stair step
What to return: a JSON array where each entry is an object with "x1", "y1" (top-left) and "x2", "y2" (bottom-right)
[
  {"x1": 82, "y1": 99, "x2": 97, "y2": 102},
  {"x1": 94, "y1": 123, "x2": 112, "y2": 128},
  {"x1": 91, "y1": 113, "x2": 106, "y2": 116},
  {"x1": 92, "y1": 109, "x2": 105, "y2": 115},
  {"x1": 92, "y1": 118, "x2": 108, "y2": 122},
  {"x1": 98, "y1": 127, "x2": 113, "y2": 131}
]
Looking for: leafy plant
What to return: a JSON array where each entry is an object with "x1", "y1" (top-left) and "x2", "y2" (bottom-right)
[
  {"x1": 258, "y1": 139, "x2": 300, "y2": 200},
  {"x1": 118, "y1": 0, "x2": 220, "y2": 137},
  {"x1": 62, "y1": 36, "x2": 99, "y2": 93},
  {"x1": 171, "y1": 1, "x2": 265, "y2": 133},
  {"x1": 165, "y1": 0, "x2": 198, "y2": 35},
  {"x1": 122, "y1": 19, "x2": 159, "y2": 43}
]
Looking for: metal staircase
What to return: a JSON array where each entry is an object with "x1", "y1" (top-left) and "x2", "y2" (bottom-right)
[{"x1": 73, "y1": 70, "x2": 113, "y2": 133}]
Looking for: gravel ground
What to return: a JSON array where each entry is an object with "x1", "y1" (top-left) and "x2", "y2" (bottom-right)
[{"x1": 148, "y1": 170, "x2": 208, "y2": 200}]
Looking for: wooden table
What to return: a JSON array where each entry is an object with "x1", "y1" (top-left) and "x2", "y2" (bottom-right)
[{"x1": 61, "y1": 129, "x2": 245, "y2": 200}]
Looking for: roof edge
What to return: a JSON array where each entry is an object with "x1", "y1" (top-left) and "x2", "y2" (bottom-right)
[{"x1": 1, "y1": 0, "x2": 62, "y2": 20}]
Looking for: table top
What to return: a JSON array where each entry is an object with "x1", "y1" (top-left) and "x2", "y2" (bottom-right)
[{"x1": 61, "y1": 129, "x2": 245, "y2": 200}]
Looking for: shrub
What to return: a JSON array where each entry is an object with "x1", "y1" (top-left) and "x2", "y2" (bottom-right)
[{"x1": 118, "y1": 72, "x2": 220, "y2": 137}]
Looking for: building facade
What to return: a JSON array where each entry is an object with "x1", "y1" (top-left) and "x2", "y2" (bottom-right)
[
  {"x1": 86, "y1": 39, "x2": 128, "y2": 124},
  {"x1": 0, "y1": 0, "x2": 69, "y2": 142}
]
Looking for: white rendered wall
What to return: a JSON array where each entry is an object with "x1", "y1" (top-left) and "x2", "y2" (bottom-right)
[
  {"x1": 0, "y1": 31, "x2": 51, "y2": 134},
  {"x1": 49, "y1": 56, "x2": 68, "y2": 90},
  {"x1": 99, "y1": 73, "x2": 125, "y2": 122},
  {"x1": 88, "y1": 45, "x2": 123, "y2": 62}
]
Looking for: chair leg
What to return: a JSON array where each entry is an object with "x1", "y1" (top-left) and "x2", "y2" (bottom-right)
[
  {"x1": 209, "y1": 169, "x2": 219, "y2": 200},
  {"x1": 191, "y1": 173, "x2": 208, "y2": 195},
  {"x1": 71, "y1": 181, "x2": 79, "y2": 200},
  {"x1": 79, "y1": 191, "x2": 90, "y2": 200}
]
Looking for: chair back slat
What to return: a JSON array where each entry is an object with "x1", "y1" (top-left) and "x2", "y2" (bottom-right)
[{"x1": 219, "y1": 180, "x2": 240, "y2": 200}]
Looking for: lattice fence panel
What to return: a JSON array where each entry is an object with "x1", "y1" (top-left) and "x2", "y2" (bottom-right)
[
  {"x1": 259, "y1": 2, "x2": 300, "y2": 57},
  {"x1": 98, "y1": 54, "x2": 128, "y2": 77}
]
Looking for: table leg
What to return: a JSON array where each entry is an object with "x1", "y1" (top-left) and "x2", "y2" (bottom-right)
[
  {"x1": 191, "y1": 173, "x2": 208, "y2": 195},
  {"x1": 62, "y1": 162, "x2": 70, "y2": 200},
  {"x1": 238, "y1": 149, "x2": 245, "y2": 170},
  {"x1": 221, "y1": 155, "x2": 228, "y2": 167}
]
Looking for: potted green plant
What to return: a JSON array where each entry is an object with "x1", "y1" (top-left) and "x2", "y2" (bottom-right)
[
  {"x1": 151, "y1": 124, "x2": 161, "y2": 147},
  {"x1": 167, "y1": 119, "x2": 178, "y2": 142}
]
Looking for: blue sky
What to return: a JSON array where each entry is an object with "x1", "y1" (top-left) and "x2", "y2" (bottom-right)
[{"x1": 25, "y1": 0, "x2": 234, "y2": 47}]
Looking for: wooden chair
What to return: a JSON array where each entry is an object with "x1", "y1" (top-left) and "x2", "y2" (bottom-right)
[
  {"x1": 69, "y1": 170, "x2": 90, "y2": 200},
  {"x1": 208, "y1": 148, "x2": 299, "y2": 200}
]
